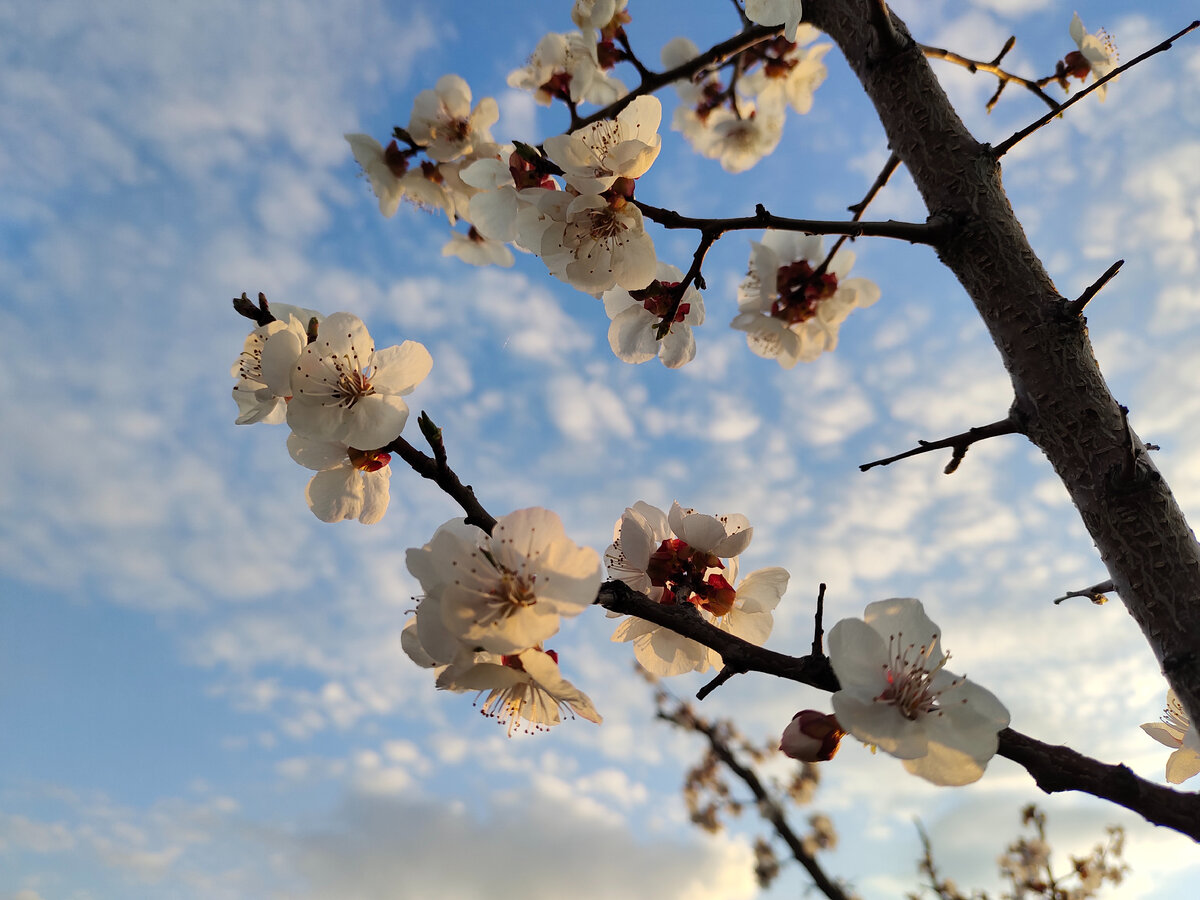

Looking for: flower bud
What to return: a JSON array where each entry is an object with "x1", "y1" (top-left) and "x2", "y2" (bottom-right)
[{"x1": 779, "y1": 710, "x2": 844, "y2": 762}]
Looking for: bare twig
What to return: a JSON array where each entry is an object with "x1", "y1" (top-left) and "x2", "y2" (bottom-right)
[
  {"x1": 1065, "y1": 259, "x2": 1124, "y2": 317},
  {"x1": 994, "y1": 20, "x2": 1200, "y2": 157},
  {"x1": 812, "y1": 583, "x2": 827, "y2": 657},
  {"x1": 921, "y1": 40, "x2": 1061, "y2": 111},
  {"x1": 1053, "y1": 579, "x2": 1115, "y2": 605},
  {"x1": 859, "y1": 416, "x2": 1022, "y2": 473}
]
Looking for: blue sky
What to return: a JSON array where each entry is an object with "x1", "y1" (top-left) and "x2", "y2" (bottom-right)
[{"x1": 3, "y1": 0, "x2": 1200, "y2": 897}]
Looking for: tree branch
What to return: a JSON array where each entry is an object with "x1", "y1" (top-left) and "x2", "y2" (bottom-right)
[
  {"x1": 806, "y1": 0, "x2": 1200, "y2": 730},
  {"x1": 994, "y1": 20, "x2": 1200, "y2": 157},
  {"x1": 384, "y1": 427, "x2": 496, "y2": 534},
  {"x1": 859, "y1": 416, "x2": 1022, "y2": 473},
  {"x1": 635, "y1": 200, "x2": 950, "y2": 245},
  {"x1": 921, "y1": 41, "x2": 1061, "y2": 111},
  {"x1": 598, "y1": 579, "x2": 1200, "y2": 840},
  {"x1": 660, "y1": 701, "x2": 853, "y2": 900},
  {"x1": 1065, "y1": 259, "x2": 1123, "y2": 318}
]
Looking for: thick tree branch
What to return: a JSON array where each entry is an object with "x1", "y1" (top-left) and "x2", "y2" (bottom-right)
[
  {"x1": 807, "y1": 0, "x2": 1200, "y2": 733},
  {"x1": 598, "y1": 579, "x2": 1200, "y2": 840}
]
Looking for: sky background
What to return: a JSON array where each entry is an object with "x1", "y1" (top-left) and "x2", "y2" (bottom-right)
[{"x1": 2, "y1": 0, "x2": 1200, "y2": 897}]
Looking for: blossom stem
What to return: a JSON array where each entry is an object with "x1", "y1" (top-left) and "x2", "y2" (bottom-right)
[
  {"x1": 384, "y1": 433, "x2": 497, "y2": 534},
  {"x1": 994, "y1": 20, "x2": 1200, "y2": 158}
]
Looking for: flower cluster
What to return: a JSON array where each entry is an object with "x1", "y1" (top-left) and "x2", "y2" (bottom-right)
[
  {"x1": 402, "y1": 509, "x2": 604, "y2": 735},
  {"x1": 231, "y1": 298, "x2": 431, "y2": 524},
  {"x1": 345, "y1": 74, "x2": 514, "y2": 265},
  {"x1": 661, "y1": 23, "x2": 829, "y2": 173},
  {"x1": 1141, "y1": 689, "x2": 1200, "y2": 784},
  {"x1": 605, "y1": 501, "x2": 789, "y2": 675},
  {"x1": 733, "y1": 231, "x2": 880, "y2": 366},
  {"x1": 826, "y1": 598, "x2": 1010, "y2": 786}
]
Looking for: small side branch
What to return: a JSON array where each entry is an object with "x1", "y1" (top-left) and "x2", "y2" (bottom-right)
[
  {"x1": 922, "y1": 39, "x2": 1061, "y2": 112},
  {"x1": 1053, "y1": 579, "x2": 1114, "y2": 605},
  {"x1": 811, "y1": 583, "x2": 827, "y2": 657},
  {"x1": 384, "y1": 423, "x2": 497, "y2": 534},
  {"x1": 859, "y1": 416, "x2": 1022, "y2": 474},
  {"x1": 1065, "y1": 259, "x2": 1123, "y2": 317},
  {"x1": 995, "y1": 20, "x2": 1200, "y2": 158}
]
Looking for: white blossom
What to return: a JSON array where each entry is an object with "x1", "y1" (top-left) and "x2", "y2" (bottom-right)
[
  {"x1": 344, "y1": 133, "x2": 452, "y2": 219},
  {"x1": 698, "y1": 105, "x2": 785, "y2": 173},
  {"x1": 745, "y1": 0, "x2": 805, "y2": 43},
  {"x1": 606, "y1": 501, "x2": 781, "y2": 677},
  {"x1": 287, "y1": 312, "x2": 432, "y2": 451},
  {"x1": 602, "y1": 262, "x2": 704, "y2": 368},
  {"x1": 1069, "y1": 13, "x2": 1118, "y2": 101},
  {"x1": 530, "y1": 189, "x2": 657, "y2": 294},
  {"x1": 1141, "y1": 689, "x2": 1200, "y2": 784},
  {"x1": 738, "y1": 32, "x2": 831, "y2": 115},
  {"x1": 508, "y1": 31, "x2": 626, "y2": 107},
  {"x1": 230, "y1": 307, "x2": 314, "y2": 424},
  {"x1": 828, "y1": 598, "x2": 1010, "y2": 786},
  {"x1": 407, "y1": 508, "x2": 602, "y2": 656},
  {"x1": 543, "y1": 95, "x2": 662, "y2": 195},
  {"x1": 286, "y1": 434, "x2": 391, "y2": 524},
  {"x1": 436, "y1": 647, "x2": 601, "y2": 736},
  {"x1": 571, "y1": 0, "x2": 628, "y2": 35},
  {"x1": 407, "y1": 74, "x2": 499, "y2": 162},
  {"x1": 442, "y1": 227, "x2": 515, "y2": 267},
  {"x1": 732, "y1": 231, "x2": 879, "y2": 366}
]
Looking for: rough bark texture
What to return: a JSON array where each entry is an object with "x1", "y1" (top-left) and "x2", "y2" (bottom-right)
[{"x1": 806, "y1": 0, "x2": 1200, "y2": 728}]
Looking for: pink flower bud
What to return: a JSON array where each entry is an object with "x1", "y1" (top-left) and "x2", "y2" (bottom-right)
[{"x1": 779, "y1": 710, "x2": 844, "y2": 762}]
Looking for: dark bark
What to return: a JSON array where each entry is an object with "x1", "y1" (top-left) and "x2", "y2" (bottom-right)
[{"x1": 806, "y1": 0, "x2": 1200, "y2": 730}]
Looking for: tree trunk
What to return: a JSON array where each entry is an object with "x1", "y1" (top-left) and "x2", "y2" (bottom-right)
[{"x1": 806, "y1": 0, "x2": 1200, "y2": 726}]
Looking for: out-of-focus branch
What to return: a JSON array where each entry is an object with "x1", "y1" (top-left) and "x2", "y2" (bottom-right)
[
  {"x1": 659, "y1": 697, "x2": 853, "y2": 900},
  {"x1": 922, "y1": 39, "x2": 1062, "y2": 111}
]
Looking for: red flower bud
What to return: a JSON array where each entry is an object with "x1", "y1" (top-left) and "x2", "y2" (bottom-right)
[{"x1": 779, "y1": 710, "x2": 845, "y2": 762}]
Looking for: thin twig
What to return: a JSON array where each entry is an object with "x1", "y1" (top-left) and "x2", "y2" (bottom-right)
[
  {"x1": 811, "y1": 583, "x2": 827, "y2": 657},
  {"x1": 1053, "y1": 580, "x2": 1114, "y2": 605},
  {"x1": 994, "y1": 20, "x2": 1200, "y2": 157},
  {"x1": 817, "y1": 152, "x2": 903, "y2": 276},
  {"x1": 921, "y1": 42, "x2": 1061, "y2": 111},
  {"x1": 859, "y1": 416, "x2": 1021, "y2": 473},
  {"x1": 1065, "y1": 259, "x2": 1123, "y2": 317}
]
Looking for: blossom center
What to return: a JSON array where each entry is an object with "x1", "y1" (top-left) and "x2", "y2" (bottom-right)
[
  {"x1": 332, "y1": 366, "x2": 375, "y2": 408},
  {"x1": 771, "y1": 260, "x2": 838, "y2": 324},
  {"x1": 644, "y1": 538, "x2": 735, "y2": 615},
  {"x1": 875, "y1": 631, "x2": 953, "y2": 720}
]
